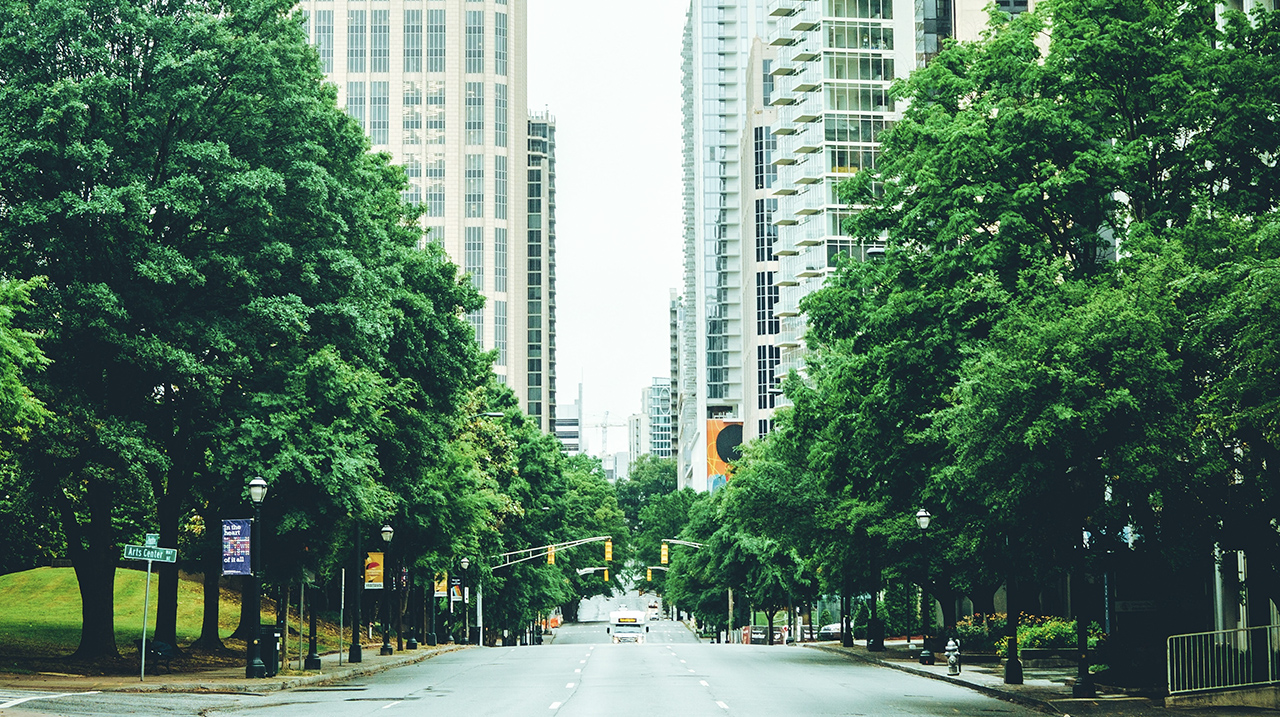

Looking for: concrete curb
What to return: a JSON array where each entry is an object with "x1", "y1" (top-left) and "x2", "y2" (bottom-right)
[
  {"x1": 802, "y1": 643, "x2": 1061, "y2": 715},
  {"x1": 103, "y1": 645, "x2": 472, "y2": 694}
]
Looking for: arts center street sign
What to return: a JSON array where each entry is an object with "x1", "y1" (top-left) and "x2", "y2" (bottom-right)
[{"x1": 122, "y1": 544, "x2": 178, "y2": 563}]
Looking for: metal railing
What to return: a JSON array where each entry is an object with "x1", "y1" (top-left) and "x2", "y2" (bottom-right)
[{"x1": 1167, "y1": 624, "x2": 1280, "y2": 695}]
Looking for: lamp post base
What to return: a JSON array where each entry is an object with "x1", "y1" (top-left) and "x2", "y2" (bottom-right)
[
  {"x1": 304, "y1": 654, "x2": 322, "y2": 671},
  {"x1": 349, "y1": 641, "x2": 363, "y2": 664},
  {"x1": 406, "y1": 637, "x2": 418, "y2": 650}
]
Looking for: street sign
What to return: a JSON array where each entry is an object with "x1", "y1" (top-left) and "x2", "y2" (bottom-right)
[
  {"x1": 123, "y1": 544, "x2": 178, "y2": 563},
  {"x1": 144, "y1": 533, "x2": 159, "y2": 547}
]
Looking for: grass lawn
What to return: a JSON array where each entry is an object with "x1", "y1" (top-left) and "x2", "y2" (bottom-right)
[{"x1": 0, "y1": 566, "x2": 351, "y2": 674}]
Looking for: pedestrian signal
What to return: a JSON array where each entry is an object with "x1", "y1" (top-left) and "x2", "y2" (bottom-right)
[
  {"x1": 604, "y1": 539, "x2": 612, "y2": 562},
  {"x1": 661, "y1": 543, "x2": 669, "y2": 564},
  {"x1": 548, "y1": 545, "x2": 555, "y2": 565}
]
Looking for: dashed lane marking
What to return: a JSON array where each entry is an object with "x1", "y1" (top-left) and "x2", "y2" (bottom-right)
[
  {"x1": 381, "y1": 701, "x2": 402, "y2": 709},
  {"x1": 566, "y1": 683, "x2": 575, "y2": 688},
  {"x1": 549, "y1": 701, "x2": 562, "y2": 709},
  {"x1": 700, "y1": 680, "x2": 709, "y2": 687},
  {"x1": 716, "y1": 701, "x2": 729, "y2": 710},
  {"x1": 580, "y1": 660, "x2": 586, "y2": 664}
]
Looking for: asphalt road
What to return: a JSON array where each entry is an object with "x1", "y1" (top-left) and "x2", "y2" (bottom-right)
[{"x1": 4, "y1": 621, "x2": 1052, "y2": 717}]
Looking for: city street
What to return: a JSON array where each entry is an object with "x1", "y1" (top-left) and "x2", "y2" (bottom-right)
[{"x1": 4, "y1": 622, "x2": 1047, "y2": 717}]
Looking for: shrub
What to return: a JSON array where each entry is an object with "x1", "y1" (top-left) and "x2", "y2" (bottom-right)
[{"x1": 953, "y1": 614, "x2": 1107, "y2": 655}]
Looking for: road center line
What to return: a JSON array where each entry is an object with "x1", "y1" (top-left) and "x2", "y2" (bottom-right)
[
  {"x1": 680, "y1": 659, "x2": 686, "y2": 663},
  {"x1": 0, "y1": 692, "x2": 100, "y2": 710},
  {"x1": 549, "y1": 701, "x2": 562, "y2": 709},
  {"x1": 574, "y1": 668, "x2": 581, "y2": 673},
  {"x1": 580, "y1": 659, "x2": 586, "y2": 663},
  {"x1": 700, "y1": 680, "x2": 709, "y2": 687},
  {"x1": 716, "y1": 700, "x2": 729, "y2": 709},
  {"x1": 688, "y1": 668, "x2": 696, "y2": 673},
  {"x1": 381, "y1": 701, "x2": 402, "y2": 709}
]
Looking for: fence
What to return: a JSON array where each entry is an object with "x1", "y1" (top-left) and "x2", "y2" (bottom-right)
[{"x1": 1167, "y1": 624, "x2": 1280, "y2": 695}]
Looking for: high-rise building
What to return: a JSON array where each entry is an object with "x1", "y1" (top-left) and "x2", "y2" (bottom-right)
[
  {"x1": 678, "y1": 0, "x2": 1000, "y2": 491},
  {"x1": 555, "y1": 383, "x2": 584, "y2": 455},
  {"x1": 526, "y1": 112, "x2": 557, "y2": 431},
  {"x1": 300, "y1": 0, "x2": 552, "y2": 425}
]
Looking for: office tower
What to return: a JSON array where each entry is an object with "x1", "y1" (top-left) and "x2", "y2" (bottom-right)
[
  {"x1": 300, "y1": 0, "x2": 546, "y2": 422},
  {"x1": 555, "y1": 383, "x2": 583, "y2": 455},
  {"x1": 526, "y1": 112, "x2": 557, "y2": 431}
]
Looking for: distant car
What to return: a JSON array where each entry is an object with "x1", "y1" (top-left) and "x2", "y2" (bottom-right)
[
  {"x1": 650, "y1": 613, "x2": 660, "y2": 621},
  {"x1": 817, "y1": 623, "x2": 842, "y2": 641},
  {"x1": 649, "y1": 602, "x2": 659, "y2": 609}
]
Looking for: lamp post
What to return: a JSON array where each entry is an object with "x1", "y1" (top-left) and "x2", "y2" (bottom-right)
[
  {"x1": 915, "y1": 508, "x2": 936, "y2": 666},
  {"x1": 349, "y1": 522, "x2": 364, "y2": 664},
  {"x1": 380, "y1": 524, "x2": 395, "y2": 655},
  {"x1": 245, "y1": 477, "x2": 268, "y2": 678},
  {"x1": 459, "y1": 557, "x2": 470, "y2": 644},
  {"x1": 1073, "y1": 529, "x2": 1096, "y2": 697}
]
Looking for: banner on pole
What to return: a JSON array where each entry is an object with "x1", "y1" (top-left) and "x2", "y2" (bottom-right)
[
  {"x1": 221, "y1": 519, "x2": 251, "y2": 576},
  {"x1": 365, "y1": 552, "x2": 384, "y2": 590},
  {"x1": 434, "y1": 572, "x2": 449, "y2": 598},
  {"x1": 449, "y1": 576, "x2": 462, "y2": 602}
]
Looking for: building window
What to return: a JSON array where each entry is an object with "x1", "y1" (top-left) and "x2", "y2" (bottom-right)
[
  {"x1": 370, "y1": 81, "x2": 389, "y2": 144},
  {"x1": 495, "y1": 12, "x2": 508, "y2": 76},
  {"x1": 757, "y1": 344, "x2": 780, "y2": 409},
  {"x1": 371, "y1": 10, "x2": 389, "y2": 72},
  {"x1": 426, "y1": 84, "x2": 445, "y2": 143},
  {"x1": 464, "y1": 226, "x2": 484, "y2": 290},
  {"x1": 401, "y1": 155, "x2": 422, "y2": 206},
  {"x1": 828, "y1": 0, "x2": 894, "y2": 19},
  {"x1": 762, "y1": 59, "x2": 774, "y2": 105},
  {"x1": 755, "y1": 198, "x2": 777, "y2": 262},
  {"x1": 467, "y1": 309, "x2": 483, "y2": 345},
  {"x1": 427, "y1": 9, "x2": 445, "y2": 72},
  {"x1": 346, "y1": 82, "x2": 365, "y2": 131},
  {"x1": 495, "y1": 301, "x2": 507, "y2": 366},
  {"x1": 465, "y1": 10, "x2": 484, "y2": 73},
  {"x1": 404, "y1": 9, "x2": 422, "y2": 72},
  {"x1": 495, "y1": 155, "x2": 507, "y2": 221},
  {"x1": 495, "y1": 227, "x2": 508, "y2": 292},
  {"x1": 754, "y1": 126, "x2": 776, "y2": 190},
  {"x1": 403, "y1": 83, "x2": 422, "y2": 131},
  {"x1": 465, "y1": 82, "x2": 484, "y2": 145},
  {"x1": 465, "y1": 153, "x2": 484, "y2": 217},
  {"x1": 424, "y1": 157, "x2": 444, "y2": 217},
  {"x1": 495, "y1": 84, "x2": 508, "y2": 147},
  {"x1": 347, "y1": 10, "x2": 365, "y2": 73},
  {"x1": 314, "y1": 11, "x2": 333, "y2": 73},
  {"x1": 756, "y1": 272, "x2": 779, "y2": 335}
]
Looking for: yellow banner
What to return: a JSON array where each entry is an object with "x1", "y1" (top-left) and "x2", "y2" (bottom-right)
[
  {"x1": 434, "y1": 572, "x2": 448, "y2": 598},
  {"x1": 365, "y1": 552, "x2": 384, "y2": 590}
]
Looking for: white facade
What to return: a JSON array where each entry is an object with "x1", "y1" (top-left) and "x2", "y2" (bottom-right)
[
  {"x1": 555, "y1": 383, "x2": 583, "y2": 454},
  {"x1": 301, "y1": 0, "x2": 549, "y2": 424}
]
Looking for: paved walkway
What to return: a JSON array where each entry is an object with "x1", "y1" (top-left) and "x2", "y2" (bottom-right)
[
  {"x1": 0, "y1": 641, "x2": 471, "y2": 694},
  {"x1": 803, "y1": 639, "x2": 1280, "y2": 715}
]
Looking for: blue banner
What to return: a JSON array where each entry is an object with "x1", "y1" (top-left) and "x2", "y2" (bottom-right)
[{"x1": 222, "y1": 519, "x2": 251, "y2": 576}]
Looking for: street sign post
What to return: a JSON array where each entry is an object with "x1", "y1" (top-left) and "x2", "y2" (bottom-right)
[{"x1": 122, "y1": 542, "x2": 178, "y2": 682}]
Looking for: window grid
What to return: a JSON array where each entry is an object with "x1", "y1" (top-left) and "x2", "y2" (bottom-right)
[
  {"x1": 465, "y1": 82, "x2": 484, "y2": 145},
  {"x1": 347, "y1": 10, "x2": 366, "y2": 73},
  {"x1": 495, "y1": 155, "x2": 507, "y2": 220},
  {"x1": 424, "y1": 158, "x2": 444, "y2": 217},
  {"x1": 757, "y1": 345, "x2": 780, "y2": 410},
  {"x1": 401, "y1": 154, "x2": 422, "y2": 205},
  {"x1": 467, "y1": 309, "x2": 484, "y2": 345},
  {"x1": 755, "y1": 198, "x2": 777, "y2": 262},
  {"x1": 495, "y1": 12, "x2": 508, "y2": 76},
  {"x1": 370, "y1": 81, "x2": 389, "y2": 144},
  {"x1": 403, "y1": 10, "x2": 422, "y2": 72},
  {"x1": 495, "y1": 301, "x2": 507, "y2": 366},
  {"x1": 465, "y1": 10, "x2": 484, "y2": 73},
  {"x1": 426, "y1": 84, "x2": 445, "y2": 144},
  {"x1": 756, "y1": 272, "x2": 779, "y2": 335},
  {"x1": 346, "y1": 82, "x2": 366, "y2": 130},
  {"x1": 403, "y1": 83, "x2": 422, "y2": 130},
  {"x1": 495, "y1": 83, "x2": 508, "y2": 147},
  {"x1": 371, "y1": 10, "x2": 389, "y2": 72},
  {"x1": 315, "y1": 11, "x2": 333, "y2": 72},
  {"x1": 465, "y1": 153, "x2": 484, "y2": 218},
  {"x1": 495, "y1": 227, "x2": 507, "y2": 292},
  {"x1": 464, "y1": 226, "x2": 484, "y2": 291},
  {"x1": 427, "y1": 9, "x2": 445, "y2": 72}
]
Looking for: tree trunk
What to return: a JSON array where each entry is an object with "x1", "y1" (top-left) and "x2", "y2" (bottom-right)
[
  {"x1": 154, "y1": 475, "x2": 183, "y2": 651},
  {"x1": 971, "y1": 584, "x2": 998, "y2": 617},
  {"x1": 59, "y1": 471, "x2": 120, "y2": 660},
  {"x1": 192, "y1": 544, "x2": 225, "y2": 650},
  {"x1": 765, "y1": 609, "x2": 776, "y2": 645}
]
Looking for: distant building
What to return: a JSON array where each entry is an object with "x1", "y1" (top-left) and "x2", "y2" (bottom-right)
[
  {"x1": 556, "y1": 384, "x2": 583, "y2": 455},
  {"x1": 627, "y1": 413, "x2": 647, "y2": 464}
]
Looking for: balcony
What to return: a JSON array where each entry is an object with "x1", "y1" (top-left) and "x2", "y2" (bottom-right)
[
  {"x1": 767, "y1": 0, "x2": 798, "y2": 16},
  {"x1": 770, "y1": 94, "x2": 798, "y2": 106},
  {"x1": 797, "y1": 264, "x2": 824, "y2": 278},
  {"x1": 791, "y1": 49, "x2": 820, "y2": 62},
  {"x1": 770, "y1": 34, "x2": 798, "y2": 47},
  {"x1": 771, "y1": 125, "x2": 797, "y2": 135},
  {"x1": 770, "y1": 63, "x2": 798, "y2": 76}
]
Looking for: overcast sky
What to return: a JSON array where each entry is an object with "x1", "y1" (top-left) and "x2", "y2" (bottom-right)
[{"x1": 527, "y1": 1, "x2": 688, "y2": 457}]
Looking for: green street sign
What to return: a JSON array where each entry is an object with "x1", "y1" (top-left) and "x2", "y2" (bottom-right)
[{"x1": 122, "y1": 544, "x2": 177, "y2": 563}]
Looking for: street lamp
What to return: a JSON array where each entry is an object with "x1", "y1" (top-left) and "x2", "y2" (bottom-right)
[
  {"x1": 380, "y1": 524, "x2": 394, "y2": 656},
  {"x1": 459, "y1": 557, "x2": 470, "y2": 645},
  {"x1": 915, "y1": 508, "x2": 936, "y2": 666},
  {"x1": 245, "y1": 478, "x2": 268, "y2": 678},
  {"x1": 349, "y1": 521, "x2": 364, "y2": 664}
]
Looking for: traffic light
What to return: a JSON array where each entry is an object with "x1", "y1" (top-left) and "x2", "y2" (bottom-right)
[
  {"x1": 547, "y1": 545, "x2": 555, "y2": 565},
  {"x1": 661, "y1": 542, "x2": 669, "y2": 564},
  {"x1": 604, "y1": 539, "x2": 612, "y2": 562},
  {"x1": 603, "y1": 569, "x2": 609, "y2": 582},
  {"x1": 646, "y1": 568, "x2": 653, "y2": 582}
]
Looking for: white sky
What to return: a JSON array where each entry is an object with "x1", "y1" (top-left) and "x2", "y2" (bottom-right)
[{"x1": 527, "y1": 1, "x2": 688, "y2": 456}]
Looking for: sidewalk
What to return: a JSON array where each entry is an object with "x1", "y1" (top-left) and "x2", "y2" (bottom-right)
[
  {"x1": 0, "y1": 642, "x2": 470, "y2": 695},
  {"x1": 802, "y1": 639, "x2": 1280, "y2": 716}
]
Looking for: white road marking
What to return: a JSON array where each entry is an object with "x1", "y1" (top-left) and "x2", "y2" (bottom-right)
[
  {"x1": 549, "y1": 701, "x2": 562, "y2": 709},
  {"x1": 700, "y1": 680, "x2": 709, "y2": 687},
  {"x1": 574, "y1": 668, "x2": 581, "y2": 673},
  {"x1": 716, "y1": 701, "x2": 729, "y2": 709},
  {"x1": 0, "y1": 692, "x2": 99, "y2": 709},
  {"x1": 566, "y1": 682, "x2": 575, "y2": 688},
  {"x1": 688, "y1": 668, "x2": 696, "y2": 673},
  {"x1": 680, "y1": 659, "x2": 687, "y2": 663},
  {"x1": 580, "y1": 659, "x2": 586, "y2": 663},
  {"x1": 381, "y1": 701, "x2": 402, "y2": 709}
]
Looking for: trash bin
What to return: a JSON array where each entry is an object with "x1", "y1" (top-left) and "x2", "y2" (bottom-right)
[{"x1": 261, "y1": 625, "x2": 282, "y2": 677}]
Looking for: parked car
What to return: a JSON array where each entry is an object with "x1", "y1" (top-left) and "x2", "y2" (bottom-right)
[{"x1": 817, "y1": 623, "x2": 842, "y2": 641}]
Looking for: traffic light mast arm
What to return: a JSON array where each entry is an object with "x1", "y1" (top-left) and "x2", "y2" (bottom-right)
[
  {"x1": 489, "y1": 535, "x2": 613, "y2": 569},
  {"x1": 663, "y1": 539, "x2": 705, "y2": 548}
]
